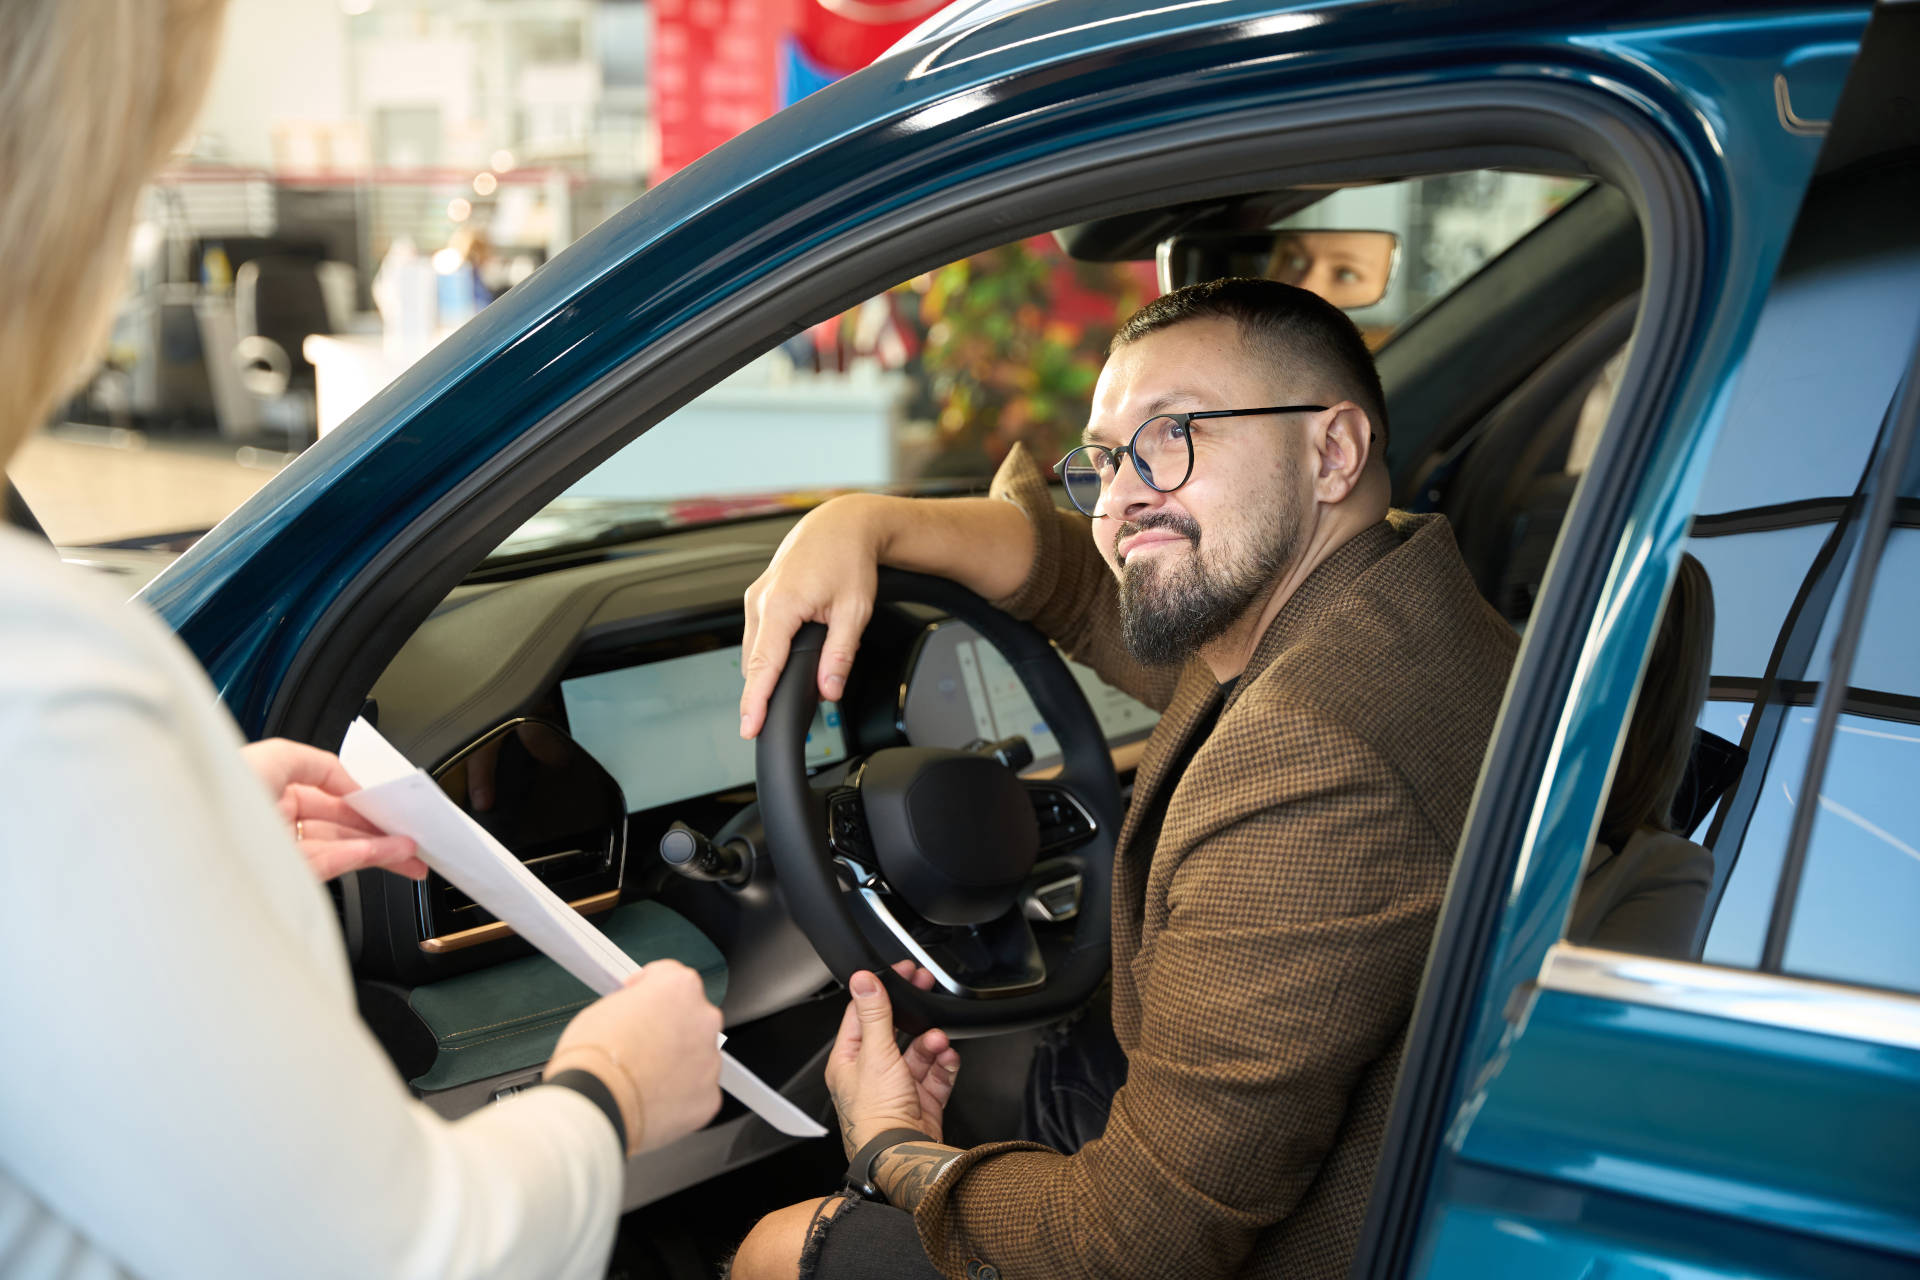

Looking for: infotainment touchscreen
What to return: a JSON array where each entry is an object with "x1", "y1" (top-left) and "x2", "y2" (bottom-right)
[
  {"x1": 899, "y1": 622, "x2": 1158, "y2": 770},
  {"x1": 560, "y1": 647, "x2": 846, "y2": 813}
]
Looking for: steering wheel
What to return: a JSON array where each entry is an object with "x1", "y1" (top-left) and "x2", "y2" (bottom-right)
[{"x1": 756, "y1": 569, "x2": 1122, "y2": 1037}]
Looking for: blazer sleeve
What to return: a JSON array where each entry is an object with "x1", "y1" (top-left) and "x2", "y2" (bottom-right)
[
  {"x1": 985, "y1": 442, "x2": 1182, "y2": 713},
  {"x1": 911, "y1": 709, "x2": 1449, "y2": 1280}
]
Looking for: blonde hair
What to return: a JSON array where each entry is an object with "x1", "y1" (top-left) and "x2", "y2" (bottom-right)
[{"x1": 0, "y1": 0, "x2": 227, "y2": 465}]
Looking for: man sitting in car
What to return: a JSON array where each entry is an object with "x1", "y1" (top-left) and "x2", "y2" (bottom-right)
[{"x1": 730, "y1": 277, "x2": 1518, "y2": 1280}]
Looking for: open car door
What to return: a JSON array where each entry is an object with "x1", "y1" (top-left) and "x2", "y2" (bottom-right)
[{"x1": 1357, "y1": 8, "x2": 1920, "y2": 1278}]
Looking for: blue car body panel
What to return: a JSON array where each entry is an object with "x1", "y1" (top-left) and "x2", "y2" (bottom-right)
[
  {"x1": 140, "y1": 1, "x2": 1918, "y2": 1274},
  {"x1": 1457, "y1": 994, "x2": 1920, "y2": 1257}
]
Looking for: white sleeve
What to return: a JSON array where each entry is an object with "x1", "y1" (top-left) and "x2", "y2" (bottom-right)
[{"x1": 0, "y1": 691, "x2": 624, "y2": 1279}]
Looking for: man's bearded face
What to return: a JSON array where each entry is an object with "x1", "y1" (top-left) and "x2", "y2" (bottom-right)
[
  {"x1": 1114, "y1": 469, "x2": 1304, "y2": 667},
  {"x1": 1085, "y1": 315, "x2": 1320, "y2": 668}
]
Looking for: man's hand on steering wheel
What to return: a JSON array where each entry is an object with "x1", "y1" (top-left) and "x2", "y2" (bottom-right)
[
  {"x1": 738, "y1": 490, "x2": 1036, "y2": 741},
  {"x1": 739, "y1": 498, "x2": 884, "y2": 739}
]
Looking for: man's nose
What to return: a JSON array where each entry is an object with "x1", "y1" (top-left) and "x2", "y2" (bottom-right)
[{"x1": 1098, "y1": 450, "x2": 1165, "y2": 521}]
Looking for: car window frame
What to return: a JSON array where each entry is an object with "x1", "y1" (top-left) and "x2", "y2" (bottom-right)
[{"x1": 1370, "y1": 10, "x2": 1920, "y2": 1275}]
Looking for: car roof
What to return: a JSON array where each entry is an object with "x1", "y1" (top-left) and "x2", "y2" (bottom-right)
[
  {"x1": 890, "y1": 0, "x2": 1858, "y2": 63},
  {"x1": 888, "y1": 0, "x2": 1046, "y2": 54}
]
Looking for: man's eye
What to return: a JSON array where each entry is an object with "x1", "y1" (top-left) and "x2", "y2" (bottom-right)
[{"x1": 1335, "y1": 266, "x2": 1360, "y2": 284}]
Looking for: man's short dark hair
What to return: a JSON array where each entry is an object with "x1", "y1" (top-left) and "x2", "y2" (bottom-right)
[{"x1": 1111, "y1": 277, "x2": 1389, "y2": 447}]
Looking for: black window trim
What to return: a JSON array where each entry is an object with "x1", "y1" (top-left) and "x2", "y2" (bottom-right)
[
  {"x1": 1690, "y1": 493, "x2": 1920, "y2": 537},
  {"x1": 1709, "y1": 677, "x2": 1920, "y2": 725}
]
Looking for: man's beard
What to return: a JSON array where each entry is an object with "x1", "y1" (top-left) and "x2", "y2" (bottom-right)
[{"x1": 1115, "y1": 500, "x2": 1301, "y2": 668}]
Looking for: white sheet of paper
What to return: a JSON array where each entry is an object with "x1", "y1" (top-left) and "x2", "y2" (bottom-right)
[{"x1": 339, "y1": 717, "x2": 826, "y2": 1138}]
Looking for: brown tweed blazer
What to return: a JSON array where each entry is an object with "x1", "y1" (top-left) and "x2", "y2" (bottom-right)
[{"x1": 911, "y1": 444, "x2": 1518, "y2": 1280}]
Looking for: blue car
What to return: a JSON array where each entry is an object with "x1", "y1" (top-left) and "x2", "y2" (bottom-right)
[{"x1": 119, "y1": 0, "x2": 1918, "y2": 1274}]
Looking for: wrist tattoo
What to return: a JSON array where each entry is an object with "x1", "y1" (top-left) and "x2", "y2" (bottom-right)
[
  {"x1": 836, "y1": 1106, "x2": 859, "y2": 1161},
  {"x1": 873, "y1": 1141, "x2": 961, "y2": 1212}
]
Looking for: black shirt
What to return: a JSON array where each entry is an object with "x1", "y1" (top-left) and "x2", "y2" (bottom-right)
[{"x1": 1127, "y1": 677, "x2": 1237, "y2": 897}]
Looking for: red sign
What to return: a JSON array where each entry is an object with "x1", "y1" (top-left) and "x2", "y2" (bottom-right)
[
  {"x1": 792, "y1": 0, "x2": 949, "y2": 75},
  {"x1": 652, "y1": 0, "x2": 782, "y2": 181}
]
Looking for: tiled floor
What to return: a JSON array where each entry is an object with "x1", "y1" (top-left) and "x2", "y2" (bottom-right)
[{"x1": 10, "y1": 426, "x2": 288, "y2": 547}]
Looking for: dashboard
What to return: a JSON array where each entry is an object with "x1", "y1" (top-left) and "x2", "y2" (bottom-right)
[
  {"x1": 554, "y1": 626, "x2": 1153, "y2": 814},
  {"x1": 342, "y1": 520, "x2": 1163, "y2": 1171},
  {"x1": 356, "y1": 524, "x2": 1160, "y2": 1001}
]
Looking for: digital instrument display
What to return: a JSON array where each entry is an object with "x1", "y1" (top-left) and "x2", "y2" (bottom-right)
[
  {"x1": 561, "y1": 647, "x2": 846, "y2": 813},
  {"x1": 900, "y1": 622, "x2": 1158, "y2": 768}
]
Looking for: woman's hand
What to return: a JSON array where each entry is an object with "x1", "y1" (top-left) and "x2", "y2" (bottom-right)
[
  {"x1": 238, "y1": 738, "x2": 427, "y2": 882},
  {"x1": 824, "y1": 969, "x2": 960, "y2": 1157},
  {"x1": 549, "y1": 960, "x2": 725, "y2": 1156}
]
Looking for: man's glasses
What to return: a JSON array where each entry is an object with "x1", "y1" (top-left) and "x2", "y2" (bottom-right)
[{"x1": 1051, "y1": 405, "x2": 1328, "y2": 517}]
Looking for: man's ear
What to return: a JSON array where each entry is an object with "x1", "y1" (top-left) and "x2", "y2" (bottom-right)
[{"x1": 1312, "y1": 401, "x2": 1373, "y2": 504}]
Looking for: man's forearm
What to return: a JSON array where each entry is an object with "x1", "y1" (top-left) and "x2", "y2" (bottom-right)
[
  {"x1": 873, "y1": 1140, "x2": 964, "y2": 1212},
  {"x1": 855, "y1": 493, "x2": 1035, "y2": 604}
]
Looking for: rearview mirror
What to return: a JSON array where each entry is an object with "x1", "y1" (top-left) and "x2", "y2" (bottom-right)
[{"x1": 1156, "y1": 228, "x2": 1399, "y2": 308}]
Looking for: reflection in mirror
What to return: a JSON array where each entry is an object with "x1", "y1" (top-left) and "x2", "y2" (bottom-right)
[
  {"x1": 1155, "y1": 229, "x2": 1397, "y2": 309},
  {"x1": 428, "y1": 719, "x2": 628, "y2": 929},
  {"x1": 1263, "y1": 230, "x2": 1398, "y2": 309}
]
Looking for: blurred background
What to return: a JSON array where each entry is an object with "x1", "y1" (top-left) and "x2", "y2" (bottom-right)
[{"x1": 10, "y1": 0, "x2": 1582, "y2": 549}]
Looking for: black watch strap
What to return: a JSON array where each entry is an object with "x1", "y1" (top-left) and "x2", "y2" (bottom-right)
[
  {"x1": 544, "y1": 1069, "x2": 628, "y2": 1155},
  {"x1": 844, "y1": 1127, "x2": 933, "y2": 1204}
]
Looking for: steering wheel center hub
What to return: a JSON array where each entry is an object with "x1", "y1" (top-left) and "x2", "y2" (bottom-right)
[{"x1": 859, "y1": 747, "x2": 1040, "y2": 925}]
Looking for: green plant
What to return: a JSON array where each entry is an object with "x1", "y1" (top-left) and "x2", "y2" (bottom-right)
[{"x1": 910, "y1": 236, "x2": 1150, "y2": 475}]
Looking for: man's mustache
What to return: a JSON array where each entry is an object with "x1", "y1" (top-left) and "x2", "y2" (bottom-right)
[{"x1": 1116, "y1": 513, "x2": 1200, "y2": 564}]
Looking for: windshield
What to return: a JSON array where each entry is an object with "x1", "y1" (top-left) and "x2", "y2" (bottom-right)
[{"x1": 492, "y1": 169, "x2": 1583, "y2": 561}]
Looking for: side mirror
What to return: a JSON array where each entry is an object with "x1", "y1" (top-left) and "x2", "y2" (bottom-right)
[
  {"x1": 1156, "y1": 228, "x2": 1399, "y2": 308},
  {"x1": 419, "y1": 718, "x2": 628, "y2": 948}
]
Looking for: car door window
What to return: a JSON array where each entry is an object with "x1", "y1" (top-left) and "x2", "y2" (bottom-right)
[
  {"x1": 1762, "y1": 463, "x2": 1919, "y2": 994},
  {"x1": 1574, "y1": 148, "x2": 1920, "y2": 997}
]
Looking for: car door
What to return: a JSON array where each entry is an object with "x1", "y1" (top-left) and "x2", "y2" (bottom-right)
[{"x1": 1359, "y1": 8, "x2": 1920, "y2": 1278}]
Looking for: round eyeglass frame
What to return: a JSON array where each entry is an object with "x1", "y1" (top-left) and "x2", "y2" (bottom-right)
[{"x1": 1051, "y1": 405, "x2": 1329, "y2": 517}]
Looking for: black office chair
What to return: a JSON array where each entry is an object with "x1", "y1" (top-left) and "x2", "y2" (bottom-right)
[
  {"x1": 1672, "y1": 728, "x2": 1747, "y2": 836},
  {"x1": 234, "y1": 254, "x2": 332, "y2": 399}
]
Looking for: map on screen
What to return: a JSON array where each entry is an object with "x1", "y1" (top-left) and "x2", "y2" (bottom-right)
[{"x1": 561, "y1": 647, "x2": 846, "y2": 813}]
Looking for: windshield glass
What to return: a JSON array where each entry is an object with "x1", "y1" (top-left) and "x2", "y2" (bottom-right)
[{"x1": 499, "y1": 170, "x2": 1584, "y2": 559}]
